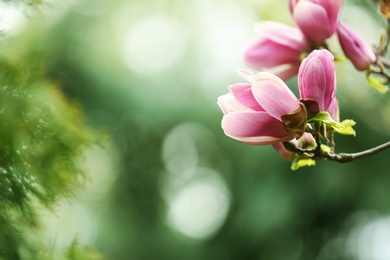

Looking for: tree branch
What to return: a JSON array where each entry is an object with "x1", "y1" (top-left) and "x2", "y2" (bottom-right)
[
  {"x1": 283, "y1": 141, "x2": 390, "y2": 163},
  {"x1": 324, "y1": 141, "x2": 390, "y2": 163},
  {"x1": 375, "y1": 19, "x2": 390, "y2": 56}
]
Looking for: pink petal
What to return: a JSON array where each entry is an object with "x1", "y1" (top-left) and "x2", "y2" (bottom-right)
[
  {"x1": 289, "y1": 0, "x2": 299, "y2": 13},
  {"x1": 228, "y1": 83, "x2": 264, "y2": 111},
  {"x1": 221, "y1": 111, "x2": 294, "y2": 145},
  {"x1": 253, "y1": 21, "x2": 309, "y2": 51},
  {"x1": 237, "y1": 69, "x2": 259, "y2": 83},
  {"x1": 217, "y1": 93, "x2": 253, "y2": 114},
  {"x1": 293, "y1": 1, "x2": 333, "y2": 44},
  {"x1": 299, "y1": 58, "x2": 326, "y2": 110},
  {"x1": 317, "y1": 50, "x2": 337, "y2": 103},
  {"x1": 265, "y1": 63, "x2": 300, "y2": 81},
  {"x1": 299, "y1": 50, "x2": 336, "y2": 111},
  {"x1": 272, "y1": 142, "x2": 294, "y2": 160},
  {"x1": 251, "y1": 72, "x2": 300, "y2": 120},
  {"x1": 327, "y1": 98, "x2": 339, "y2": 122},
  {"x1": 317, "y1": 0, "x2": 343, "y2": 32},
  {"x1": 243, "y1": 38, "x2": 302, "y2": 69}
]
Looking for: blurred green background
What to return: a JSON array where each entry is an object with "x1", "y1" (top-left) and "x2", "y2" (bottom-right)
[{"x1": 3, "y1": 0, "x2": 390, "y2": 259}]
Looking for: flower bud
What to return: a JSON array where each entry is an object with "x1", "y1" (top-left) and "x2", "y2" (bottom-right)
[
  {"x1": 298, "y1": 50, "x2": 336, "y2": 114},
  {"x1": 289, "y1": 0, "x2": 343, "y2": 44},
  {"x1": 337, "y1": 22, "x2": 376, "y2": 71}
]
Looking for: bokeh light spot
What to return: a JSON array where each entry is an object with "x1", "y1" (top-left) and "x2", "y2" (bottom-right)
[
  {"x1": 348, "y1": 213, "x2": 390, "y2": 260},
  {"x1": 166, "y1": 168, "x2": 230, "y2": 240},
  {"x1": 41, "y1": 201, "x2": 98, "y2": 251},
  {"x1": 162, "y1": 123, "x2": 199, "y2": 177},
  {"x1": 121, "y1": 13, "x2": 187, "y2": 74},
  {"x1": 0, "y1": 3, "x2": 27, "y2": 35}
]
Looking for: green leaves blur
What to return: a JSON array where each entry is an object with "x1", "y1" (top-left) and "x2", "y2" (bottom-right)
[
  {"x1": 0, "y1": 47, "x2": 93, "y2": 207},
  {"x1": 0, "y1": 26, "x2": 95, "y2": 260}
]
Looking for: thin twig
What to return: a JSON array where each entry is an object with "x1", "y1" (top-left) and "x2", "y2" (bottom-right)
[
  {"x1": 324, "y1": 141, "x2": 390, "y2": 163},
  {"x1": 383, "y1": 19, "x2": 390, "y2": 54},
  {"x1": 375, "y1": 19, "x2": 390, "y2": 56},
  {"x1": 283, "y1": 141, "x2": 390, "y2": 163},
  {"x1": 370, "y1": 59, "x2": 390, "y2": 83},
  {"x1": 378, "y1": 56, "x2": 390, "y2": 68}
]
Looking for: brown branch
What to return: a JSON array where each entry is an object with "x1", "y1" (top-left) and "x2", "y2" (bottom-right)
[
  {"x1": 370, "y1": 59, "x2": 390, "y2": 83},
  {"x1": 283, "y1": 141, "x2": 390, "y2": 163},
  {"x1": 323, "y1": 141, "x2": 390, "y2": 163}
]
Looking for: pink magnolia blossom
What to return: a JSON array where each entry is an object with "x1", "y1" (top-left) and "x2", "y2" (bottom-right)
[
  {"x1": 337, "y1": 22, "x2": 376, "y2": 71},
  {"x1": 298, "y1": 49, "x2": 337, "y2": 118},
  {"x1": 243, "y1": 21, "x2": 310, "y2": 80},
  {"x1": 217, "y1": 70, "x2": 302, "y2": 145},
  {"x1": 218, "y1": 50, "x2": 338, "y2": 147},
  {"x1": 289, "y1": 0, "x2": 343, "y2": 44}
]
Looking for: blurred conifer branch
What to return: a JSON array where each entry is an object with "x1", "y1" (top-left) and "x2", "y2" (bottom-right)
[{"x1": 0, "y1": 1, "x2": 100, "y2": 259}]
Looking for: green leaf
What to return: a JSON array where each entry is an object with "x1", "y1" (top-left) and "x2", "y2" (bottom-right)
[
  {"x1": 334, "y1": 55, "x2": 347, "y2": 63},
  {"x1": 366, "y1": 75, "x2": 389, "y2": 94},
  {"x1": 340, "y1": 119, "x2": 356, "y2": 127},
  {"x1": 291, "y1": 158, "x2": 316, "y2": 171},
  {"x1": 321, "y1": 144, "x2": 331, "y2": 153},
  {"x1": 299, "y1": 52, "x2": 310, "y2": 61},
  {"x1": 307, "y1": 112, "x2": 345, "y2": 132},
  {"x1": 338, "y1": 119, "x2": 357, "y2": 136}
]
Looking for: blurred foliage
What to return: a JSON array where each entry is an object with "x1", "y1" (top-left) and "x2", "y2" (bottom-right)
[
  {"x1": 1, "y1": 0, "x2": 390, "y2": 259},
  {"x1": 2, "y1": 0, "x2": 44, "y2": 6},
  {"x1": 0, "y1": 2, "x2": 95, "y2": 259}
]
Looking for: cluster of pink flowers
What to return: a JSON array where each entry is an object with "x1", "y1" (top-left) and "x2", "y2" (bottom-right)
[
  {"x1": 243, "y1": 0, "x2": 376, "y2": 80},
  {"x1": 217, "y1": 0, "x2": 374, "y2": 164}
]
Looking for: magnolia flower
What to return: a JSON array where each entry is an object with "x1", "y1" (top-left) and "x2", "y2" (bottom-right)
[
  {"x1": 337, "y1": 22, "x2": 376, "y2": 71},
  {"x1": 218, "y1": 50, "x2": 338, "y2": 148},
  {"x1": 243, "y1": 21, "x2": 310, "y2": 80},
  {"x1": 217, "y1": 70, "x2": 306, "y2": 145},
  {"x1": 298, "y1": 49, "x2": 338, "y2": 119},
  {"x1": 289, "y1": 0, "x2": 343, "y2": 44}
]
